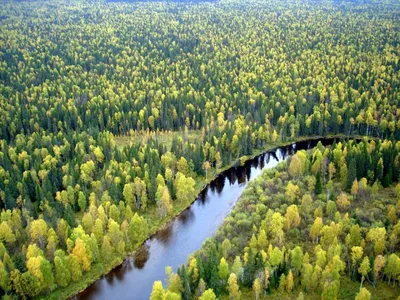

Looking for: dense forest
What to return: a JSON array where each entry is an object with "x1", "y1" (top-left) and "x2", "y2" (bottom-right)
[
  {"x1": 0, "y1": 0, "x2": 399, "y2": 299},
  {"x1": 151, "y1": 139, "x2": 400, "y2": 299}
]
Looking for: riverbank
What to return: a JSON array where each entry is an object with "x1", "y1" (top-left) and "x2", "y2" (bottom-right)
[{"x1": 46, "y1": 134, "x2": 363, "y2": 300}]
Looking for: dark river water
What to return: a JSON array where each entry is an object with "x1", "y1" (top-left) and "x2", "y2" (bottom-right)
[{"x1": 78, "y1": 138, "x2": 335, "y2": 300}]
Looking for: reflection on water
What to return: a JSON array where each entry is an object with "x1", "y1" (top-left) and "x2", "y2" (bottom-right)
[
  {"x1": 197, "y1": 188, "x2": 208, "y2": 206},
  {"x1": 178, "y1": 208, "x2": 195, "y2": 226},
  {"x1": 134, "y1": 245, "x2": 150, "y2": 269},
  {"x1": 211, "y1": 174, "x2": 224, "y2": 194},
  {"x1": 79, "y1": 138, "x2": 338, "y2": 300},
  {"x1": 154, "y1": 224, "x2": 173, "y2": 245}
]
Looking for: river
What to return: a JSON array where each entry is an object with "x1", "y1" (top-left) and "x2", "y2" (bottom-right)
[{"x1": 78, "y1": 138, "x2": 335, "y2": 300}]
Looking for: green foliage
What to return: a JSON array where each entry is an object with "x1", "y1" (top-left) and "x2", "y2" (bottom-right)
[
  {"x1": 0, "y1": 0, "x2": 400, "y2": 298},
  {"x1": 167, "y1": 139, "x2": 400, "y2": 299}
]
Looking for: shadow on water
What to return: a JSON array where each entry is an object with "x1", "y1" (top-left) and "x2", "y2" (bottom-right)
[
  {"x1": 133, "y1": 245, "x2": 150, "y2": 269},
  {"x1": 78, "y1": 138, "x2": 339, "y2": 300},
  {"x1": 178, "y1": 207, "x2": 195, "y2": 226},
  {"x1": 154, "y1": 223, "x2": 173, "y2": 245}
]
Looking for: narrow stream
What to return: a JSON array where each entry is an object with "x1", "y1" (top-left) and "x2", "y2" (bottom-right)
[{"x1": 78, "y1": 138, "x2": 335, "y2": 300}]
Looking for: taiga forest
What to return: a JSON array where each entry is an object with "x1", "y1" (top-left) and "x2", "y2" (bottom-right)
[{"x1": 0, "y1": 0, "x2": 399, "y2": 299}]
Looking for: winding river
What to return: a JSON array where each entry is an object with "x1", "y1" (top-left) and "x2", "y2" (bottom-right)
[{"x1": 78, "y1": 138, "x2": 335, "y2": 300}]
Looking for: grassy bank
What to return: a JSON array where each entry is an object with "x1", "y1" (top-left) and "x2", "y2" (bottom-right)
[
  {"x1": 45, "y1": 134, "x2": 363, "y2": 300},
  {"x1": 114, "y1": 129, "x2": 202, "y2": 149}
]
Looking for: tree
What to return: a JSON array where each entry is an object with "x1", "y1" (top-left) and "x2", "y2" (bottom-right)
[
  {"x1": 270, "y1": 246, "x2": 283, "y2": 270},
  {"x1": 199, "y1": 289, "x2": 217, "y2": 300},
  {"x1": 177, "y1": 157, "x2": 190, "y2": 176},
  {"x1": 351, "y1": 247, "x2": 363, "y2": 277},
  {"x1": 278, "y1": 274, "x2": 286, "y2": 292},
  {"x1": 222, "y1": 238, "x2": 232, "y2": 258},
  {"x1": 358, "y1": 257, "x2": 370, "y2": 290},
  {"x1": 93, "y1": 219, "x2": 104, "y2": 246},
  {"x1": 109, "y1": 204, "x2": 120, "y2": 224},
  {"x1": 351, "y1": 179, "x2": 359, "y2": 199},
  {"x1": 218, "y1": 257, "x2": 229, "y2": 283},
  {"x1": 285, "y1": 205, "x2": 301, "y2": 230},
  {"x1": 270, "y1": 212, "x2": 285, "y2": 245},
  {"x1": 310, "y1": 217, "x2": 323, "y2": 243},
  {"x1": 257, "y1": 229, "x2": 268, "y2": 250},
  {"x1": 355, "y1": 287, "x2": 371, "y2": 300},
  {"x1": 82, "y1": 213, "x2": 94, "y2": 235},
  {"x1": 288, "y1": 153, "x2": 305, "y2": 178},
  {"x1": 271, "y1": 130, "x2": 278, "y2": 143},
  {"x1": 29, "y1": 219, "x2": 48, "y2": 248},
  {"x1": 150, "y1": 281, "x2": 165, "y2": 300},
  {"x1": 202, "y1": 161, "x2": 211, "y2": 180},
  {"x1": 366, "y1": 227, "x2": 386, "y2": 256},
  {"x1": 26, "y1": 256, "x2": 45, "y2": 283},
  {"x1": 0, "y1": 221, "x2": 16, "y2": 245},
  {"x1": 264, "y1": 267, "x2": 270, "y2": 290},
  {"x1": 197, "y1": 278, "x2": 207, "y2": 297},
  {"x1": 249, "y1": 234, "x2": 258, "y2": 250},
  {"x1": 388, "y1": 206, "x2": 397, "y2": 225},
  {"x1": 326, "y1": 201, "x2": 337, "y2": 218},
  {"x1": 385, "y1": 254, "x2": 400, "y2": 284},
  {"x1": 72, "y1": 238, "x2": 92, "y2": 271},
  {"x1": 166, "y1": 267, "x2": 183, "y2": 295},
  {"x1": 54, "y1": 255, "x2": 70, "y2": 288},
  {"x1": 373, "y1": 255, "x2": 386, "y2": 285},
  {"x1": 67, "y1": 254, "x2": 82, "y2": 282},
  {"x1": 336, "y1": 193, "x2": 350, "y2": 212},
  {"x1": 158, "y1": 187, "x2": 172, "y2": 217},
  {"x1": 129, "y1": 213, "x2": 148, "y2": 248},
  {"x1": 123, "y1": 183, "x2": 135, "y2": 209},
  {"x1": 301, "y1": 263, "x2": 313, "y2": 291},
  {"x1": 19, "y1": 270, "x2": 42, "y2": 297},
  {"x1": 320, "y1": 225, "x2": 336, "y2": 250},
  {"x1": 188, "y1": 257, "x2": 199, "y2": 283},
  {"x1": 288, "y1": 151, "x2": 308, "y2": 178},
  {"x1": 285, "y1": 182, "x2": 300, "y2": 203},
  {"x1": 78, "y1": 191, "x2": 87, "y2": 212},
  {"x1": 46, "y1": 228, "x2": 58, "y2": 259},
  {"x1": 396, "y1": 183, "x2": 400, "y2": 199},
  {"x1": 231, "y1": 256, "x2": 243, "y2": 279},
  {"x1": 161, "y1": 152, "x2": 177, "y2": 172},
  {"x1": 316, "y1": 247, "x2": 327, "y2": 269},
  {"x1": 253, "y1": 278, "x2": 262, "y2": 300},
  {"x1": 300, "y1": 193, "x2": 313, "y2": 219},
  {"x1": 175, "y1": 172, "x2": 195, "y2": 204},
  {"x1": 346, "y1": 224, "x2": 363, "y2": 249},
  {"x1": 40, "y1": 257, "x2": 54, "y2": 292},
  {"x1": 227, "y1": 273, "x2": 240, "y2": 299},
  {"x1": 286, "y1": 270, "x2": 294, "y2": 292},
  {"x1": 321, "y1": 282, "x2": 338, "y2": 300},
  {"x1": 101, "y1": 236, "x2": 113, "y2": 265},
  {"x1": 93, "y1": 147, "x2": 104, "y2": 163},
  {"x1": 347, "y1": 159, "x2": 357, "y2": 190},
  {"x1": 108, "y1": 219, "x2": 123, "y2": 249},
  {"x1": 164, "y1": 291, "x2": 181, "y2": 300},
  {"x1": 315, "y1": 172, "x2": 323, "y2": 194},
  {"x1": 290, "y1": 246, "x2": 304, "y2": 275},
  {"x1": 0, "y1": 261, "x2": 11, "y2": 293},
  {"x1": 80, "y1": 160, "x2": 95, "y2": 184},
  {"x1": 133, "y1": 177, "x2": 147, "y2": 210}
]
